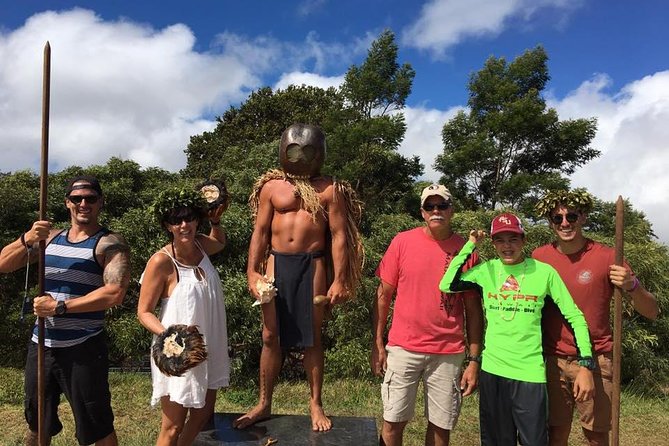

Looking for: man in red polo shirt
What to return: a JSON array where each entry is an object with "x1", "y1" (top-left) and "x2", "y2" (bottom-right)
[
  {"x1": 371, "y1": 184, "x2": 483, "y2": 446},
  {"x1": 533, "y1": 190, "x2": 659, "y2": 446}
]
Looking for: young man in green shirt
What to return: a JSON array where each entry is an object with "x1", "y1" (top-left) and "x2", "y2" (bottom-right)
[{"x1": 440, "y1": 212, "x2": 595, "y2": 445}]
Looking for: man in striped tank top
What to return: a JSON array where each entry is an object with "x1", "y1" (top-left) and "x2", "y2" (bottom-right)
[{"x1": 0, "y1": 175, "x2": 130, "y2": 446}]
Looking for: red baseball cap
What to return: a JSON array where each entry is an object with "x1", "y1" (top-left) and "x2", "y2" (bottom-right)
[{"x1": 490, "y1": 213, "x2": 525, "y2": 237}]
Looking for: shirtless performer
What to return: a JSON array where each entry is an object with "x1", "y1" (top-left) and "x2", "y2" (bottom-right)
[{"x1": 233, "y1": 123, "x2": 363, "y2": 432}]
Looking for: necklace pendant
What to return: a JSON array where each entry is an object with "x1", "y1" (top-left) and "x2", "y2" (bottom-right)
[{"x1": 497, "y1": 262, "x2": 527, "y2": 322}]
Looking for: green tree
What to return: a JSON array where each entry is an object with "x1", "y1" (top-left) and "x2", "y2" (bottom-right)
[
  {"x1": 587, "y1": 197, "x2": 656, "y2": 241},
  {"x1": 0, "y1": 171, "x2": 41, "y2": 365},
  {"x1": 435, "y1": 46, "x2": 599, "y2": 210},
  {"x1": 341, "y1": 29, "x2": 414, "y2": 118},
  {"x1": 329, "y1": 29, "x2": 421, "y2": 220},
  {"x1": 184, "y1": 30, "x2": 422, "y2": 223},
  {"x1": 0, "y1": 171, "x2": 40, "y2": 243},
  {"x1": 184, "y1": 85, "x2": 343, "y2": 179}
]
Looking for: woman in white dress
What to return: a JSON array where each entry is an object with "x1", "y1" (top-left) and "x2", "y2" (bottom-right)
[{"x1": 138, "y1": 188, "x2": 230, "y2": 445}]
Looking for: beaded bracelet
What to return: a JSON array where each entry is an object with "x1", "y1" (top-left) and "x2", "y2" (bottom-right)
[{"x1": 624, "y1": 276, "x2": 640, "y2": 293}]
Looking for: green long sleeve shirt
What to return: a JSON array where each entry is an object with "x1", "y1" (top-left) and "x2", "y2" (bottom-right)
[{"x1": 439, "y1": 241, "x2": 592, "y2": 383}]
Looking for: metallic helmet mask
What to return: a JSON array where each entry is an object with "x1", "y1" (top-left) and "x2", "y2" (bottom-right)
[{"x1": 279, "y1": 123, "x2": 326, "y2": 178}]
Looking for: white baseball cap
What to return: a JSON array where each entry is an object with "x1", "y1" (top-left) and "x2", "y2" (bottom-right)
[{"x1": 420, "y1": 184, "x2": 452, "y2": 207}]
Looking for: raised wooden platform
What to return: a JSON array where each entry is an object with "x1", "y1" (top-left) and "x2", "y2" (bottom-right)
[{"x1": 194, "y1": 412, "x2": 378, "y2": 445}]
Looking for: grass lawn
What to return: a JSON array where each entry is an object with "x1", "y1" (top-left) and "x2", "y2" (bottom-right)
[{"x1": 0, "y1": 368, "x2": 667, "y2": 445}]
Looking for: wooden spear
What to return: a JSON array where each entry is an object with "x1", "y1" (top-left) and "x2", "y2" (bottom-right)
[
  {"x1": 37, "y1": 41, "x2": 51, "y2": 446},
  {"x1": 611, "y1": 196, "x2": 624, "y2": 446}
]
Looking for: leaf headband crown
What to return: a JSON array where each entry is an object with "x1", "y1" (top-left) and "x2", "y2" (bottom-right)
[
  {"x1": 151, "y1": 187, "x2": 207, "y2": 224},
  {"x1": 535, "y1": 188, "x2": 594, "y2": 218}
]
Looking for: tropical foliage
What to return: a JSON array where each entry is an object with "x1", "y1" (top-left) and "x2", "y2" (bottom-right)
[
  {"x1": 0, "y1": 33, "x2": 667, "y2": 390},
  {"x1": 435, "y1": 46, "x2": 599, "y2": 213}
]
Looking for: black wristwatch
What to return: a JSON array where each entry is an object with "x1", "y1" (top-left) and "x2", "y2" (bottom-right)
[
  {"x1": 578, "y1": 356, "x2": 596, "y2": 370},
  {"x1": 466, "y1": 355, "x2": 482, "y2": 364},
  {"x1": 55, "y1": 300, "x2": 67, "y2": 316}
]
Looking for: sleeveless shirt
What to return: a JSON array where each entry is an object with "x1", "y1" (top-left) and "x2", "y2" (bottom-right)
[{"x1": 34, "y1": 228, "x2": 108, "y2": 348}]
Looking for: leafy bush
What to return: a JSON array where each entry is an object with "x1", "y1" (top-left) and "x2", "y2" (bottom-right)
[
  {"x1": 221, "y1": 271, "x2": 263, "y2": 385},
  {"x1": 106, "y1": 311, "x2": 151, "y2": 367},
  {"x1": 1, "y1": 125, "x2": 668, "y2": 395}
]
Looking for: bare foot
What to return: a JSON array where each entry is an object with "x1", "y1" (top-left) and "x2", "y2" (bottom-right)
[
  {"x1": 310, "y1": 403, "x2": 332, "y2": 431},
  {"x1": 233, "y1": 404, "x2": 271, "y2": 429}
]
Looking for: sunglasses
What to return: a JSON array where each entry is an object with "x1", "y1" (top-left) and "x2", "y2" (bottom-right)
[
  {"x1": 423, "y1": 203, "x2": 451, "y2": 212},
  {"x1": 68, "y1": 194, "x2": 100, "y2": 204},
  {"x1": 166, "y1": 214, "x2": 197, "y2": 226},
  {"x1": 551, "y1": 213, "x2": 579, "y2": 225}
]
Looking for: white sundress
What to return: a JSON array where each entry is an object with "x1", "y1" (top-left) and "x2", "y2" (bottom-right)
[{"x1": 144, "y1": 243, "x2": 230, "y2": 409}]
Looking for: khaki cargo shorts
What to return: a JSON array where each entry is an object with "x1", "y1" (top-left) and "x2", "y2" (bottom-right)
[{"x1": 381, "y1": 346, "x2": 464, "y2": 430}]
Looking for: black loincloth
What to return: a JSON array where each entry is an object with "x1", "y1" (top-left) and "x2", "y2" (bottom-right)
[{"x1": 272, "y1": 250, "x2": 323, "y2": 348}]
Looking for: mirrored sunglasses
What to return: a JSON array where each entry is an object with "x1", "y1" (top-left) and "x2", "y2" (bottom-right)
[
  {"x1": 551, "y1": 213, "x2": 579, "y2": 225},
  {"x1": 68, "y1": 194, "x2": 99, "y2": 204}
]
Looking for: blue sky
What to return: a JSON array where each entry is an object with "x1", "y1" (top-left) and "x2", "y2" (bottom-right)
[{"x1": 1, "y1": 0, "x2": 668, "y2": 243}]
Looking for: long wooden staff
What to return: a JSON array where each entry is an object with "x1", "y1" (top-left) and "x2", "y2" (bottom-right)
[
  {"x1": 37, "y1": 41, "x2": 51, "y2": 446},
  {"x1": 611, "y1": 196, "x2": 624, "y2": 446}
]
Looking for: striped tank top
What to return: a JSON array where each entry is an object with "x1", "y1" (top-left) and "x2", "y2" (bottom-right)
[{"x1": 32, "y1": 228, "x2": 108, "y2": 347}]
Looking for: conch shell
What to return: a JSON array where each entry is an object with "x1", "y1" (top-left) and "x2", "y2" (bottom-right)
[
  {"x1": 252, "y1": 275, "x2": 277, "y2": 307},
  {"x1": 201, "y1": 185, "x2": 220, "y2": 203},
  {"x1": 313, "y1": 294, "x2": 329, "y2": 306},
  {"x1": 162, "y1": 332, "x2": 185, "y2": 358}
]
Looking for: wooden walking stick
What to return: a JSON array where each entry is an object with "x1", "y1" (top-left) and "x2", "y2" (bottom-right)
[
  {"x1": 37, "y1": 41, "x2": 51, "y2": 446},
  {"x1": 611, "y1": 196, "x2": 624, "y2": 446}
]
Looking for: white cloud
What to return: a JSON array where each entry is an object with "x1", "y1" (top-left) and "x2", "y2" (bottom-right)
[
  {"x1": 297, "y1": 0, "x2": 327, "y2": 17},
  {"x1": 399, "y1": 105, "x2": 463, "y2": 180},
  {"x1": 400, "y1": 71, "x2": 669, "y2": 246},
  {"x1": 212, "y1": 32, "x2": 284, "y2": 73},
  {"x1": 213, "y1": 30, "x2": 369, "y2": 74},
  {"x1": 273, "y1": 72, "x2": 344, "y2": 91},
  {"x1": 402, "y1": 0, "x2": 579, "y2": 58},
  {"x1": 0, "y1": 9, "x2": 372, "y2": 174},
  {"x1": 0, "y1": 9, "x2": 264, "y2": 172},
  {"x1": 549, "y1": 71, "x2": 669, "y2": 245}
]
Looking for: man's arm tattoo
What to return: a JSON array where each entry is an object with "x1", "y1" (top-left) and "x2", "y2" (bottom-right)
[
  {"x1": 104, "y1": 250, "x2": 130, "y2": 286},
  {"x1": 101, "y1": 235, "x2": 131, "y2": 286}
]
